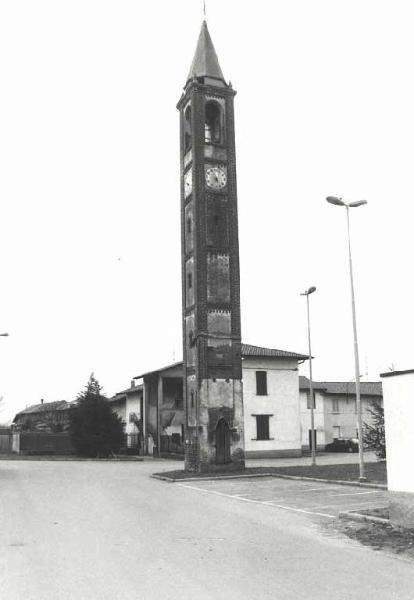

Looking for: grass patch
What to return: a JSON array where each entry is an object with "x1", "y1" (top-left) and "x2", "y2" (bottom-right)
[
  {"x1": 333, "y1": 519, "x2": 414, "y2": 559},
  {"x1": 154, "y1": 461, "x2": 387, "y2": 483}
]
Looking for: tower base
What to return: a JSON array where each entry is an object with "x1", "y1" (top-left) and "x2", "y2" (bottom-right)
[{"x1": 184, "y1": 379, "x2": 245, "y2": 473}]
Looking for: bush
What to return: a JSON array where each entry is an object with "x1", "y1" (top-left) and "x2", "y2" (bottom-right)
[
  {"x1": 70, "y1": 374, "x2": 124, "y2": 458},
  {"x1": 363, "y1": 399, "x2": 386, "y2": 459}
]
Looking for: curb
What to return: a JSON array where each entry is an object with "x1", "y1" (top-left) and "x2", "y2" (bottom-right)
[
  {"x1": 151, "y1": 472, "x2": 275, "y2": 483},
  {"x1": 151, "y1": 471, "x2": 387, "y2": 490},
  {"x1": 339, "y1": 510, "x2": 390, "y2": 525},
  {"x1": 0, "y1": 455, "x2": 144, "y2": 462},
  {"x1": 269, "y1": 473, "x2": 387, "y2": 490}
]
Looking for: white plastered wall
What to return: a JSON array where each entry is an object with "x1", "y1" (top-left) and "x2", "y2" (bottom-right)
[
  {"x1": 382, "y1": 372, "x2": 414, "y2": 493},
  {"x1": 243, "y1": 357, "x2": 301, "y2": 456}
]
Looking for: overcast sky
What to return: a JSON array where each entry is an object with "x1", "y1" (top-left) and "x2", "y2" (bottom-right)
[{"x1": 0, "y1": 0, "x2": 413, "y2": 421}]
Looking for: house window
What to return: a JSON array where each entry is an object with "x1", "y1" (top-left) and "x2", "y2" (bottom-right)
[
  {"x1": 187, "y1": 272, "x2": 192, "y2": 289},
  {"x1": 333, "y1": 426, "x2": 341, "y2": 439},
  {"x1": 255, "y1": 415, "x2": 271, "y2": 440},
  {"x1": 332, "y1": 398, "x2": 339, "y2": 413},
  {"x1": 256, "y1": 371, "x2": 267, "y2": 395}
]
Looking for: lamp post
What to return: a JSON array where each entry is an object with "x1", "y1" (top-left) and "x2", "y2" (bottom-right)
[
  {"x1": 326, "y1": 196, "x2": 367, "y2": 481},
  {"x1": 301, "y1": 286, "x2": 317, "y2": 466}
]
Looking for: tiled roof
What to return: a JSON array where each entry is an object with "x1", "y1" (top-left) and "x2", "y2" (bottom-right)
[
  {"x1": 15, "y1": 400, "x2": 72, "y2": 417},
  {"x1": 133, "y1": 344, "x2": 307, "y2": 380},
  {"x1": 380, "y1": 369, "x2": 414, "y2": 378},
  {"x1": 300, "y1": 376, "x2": 382, "y2": 396},
  {"x1": 134, "y1": 361, "x2": 184, "y2": 381},
  {"x1": 299, "y1": 376, "x2": 328, "y2": 391},
  {"x1": 110, "y1": 383, "x2": 143, "y2": 403},
  {"x1": 241, "y1": 344, "x2": 308, "y2": 360}
]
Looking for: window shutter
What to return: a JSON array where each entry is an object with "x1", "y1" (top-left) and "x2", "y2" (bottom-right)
[
  {"x1": 256, "y1": 371, "x2": 267, "y2": 395},
  {"x1": 256, "y1": 415, "x2": 270, "y2": 440}
]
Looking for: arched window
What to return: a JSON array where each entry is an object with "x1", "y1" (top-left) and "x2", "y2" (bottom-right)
[
  {"x1": 184, "y1": 105, "x2": 192, "y2": 151},
  {"x1": 205, "y1": 101, "x2": 222, "y2": 144}
]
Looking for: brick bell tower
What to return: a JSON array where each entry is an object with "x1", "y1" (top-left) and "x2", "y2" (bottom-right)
[{"x1": 177, "y1": 21, "x2": 245, "y2": 472}]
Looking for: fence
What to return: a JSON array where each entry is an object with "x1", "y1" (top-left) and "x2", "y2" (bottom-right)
[
  {"x1": 119, "y1": 433, "x2": 143, "y2": 455},
  {"x1": 0, "y1": 431, "x2": 19, "y2": 454},
  {"x1": 160, "y1": 434, "x2": 184, "y2": 455},
  {"x1": 19, "y1": 432, "x2": 75, "y2": 455}
]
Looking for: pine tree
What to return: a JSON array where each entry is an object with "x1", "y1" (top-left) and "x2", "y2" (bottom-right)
[
  {"x1": 70, "y1": 374, "x2": 125, "y2": 457},
  {"x1": 363, "y1": 399, "x2": 386, "y2": 459}
]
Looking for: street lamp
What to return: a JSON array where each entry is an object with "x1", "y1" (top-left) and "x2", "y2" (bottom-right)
[
  {"x1": 326, "y1": 195, "x2": 367, "y2": 481},
  {"x1": 300, "y1": 286, "x2": 317, "y2": 466}
]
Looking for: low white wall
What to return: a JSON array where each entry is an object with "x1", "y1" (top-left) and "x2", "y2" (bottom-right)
[
  {"x1": 381, "y1": 369, "x2": 414, "y2": 529},
  {"x1": 382, "y1": 371, "x2": 414, "y2": 493}
]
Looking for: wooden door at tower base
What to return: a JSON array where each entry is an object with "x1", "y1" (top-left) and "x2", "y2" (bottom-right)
[{"x1": 216, "y1": 419, "x2": 231, "y2": 464}]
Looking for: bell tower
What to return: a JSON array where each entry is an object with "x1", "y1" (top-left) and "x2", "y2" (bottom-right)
[{"x1": 177, "y1": 21, "x2": 245, "y2": 472}]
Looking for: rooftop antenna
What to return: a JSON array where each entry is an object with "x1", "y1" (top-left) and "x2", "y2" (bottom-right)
[{"x1": 203, "y1": 0, "x2": 206, "y2": 18}]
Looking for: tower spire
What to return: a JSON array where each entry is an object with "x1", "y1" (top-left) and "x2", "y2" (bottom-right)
[{"x1": 186, "y1": 20, "x2": 226, "y2": 86}]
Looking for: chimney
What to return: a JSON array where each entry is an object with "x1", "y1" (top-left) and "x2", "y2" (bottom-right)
[
  {"x1": 130, "y1": 380, "x2": 135, "y2": 389},
  {"x1": 41, "y1": 399, "x2": 44, "y2": 404}
]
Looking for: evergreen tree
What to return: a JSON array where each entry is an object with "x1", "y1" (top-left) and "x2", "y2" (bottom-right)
[
  {"x1": 70, "y1": 374, "x2": 125, "y2": 457},
  {"x1": 363, "y1": 399, "x2": 386, "y2": 459}
]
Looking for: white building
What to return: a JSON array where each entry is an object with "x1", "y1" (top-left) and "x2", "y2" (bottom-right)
[
  {"x1": 110, "y1": 381, "x2": 143, "y2": 449},
  {"x1": 126, "y1": 344, "x2": 307, "y2": 458},
  {"x1": 112, "y1": 346, "x2": 383, "y2": 459},
  {"x1": 299, "y1": 378, "x2": 383, "y2": 450},
  {"x1": 242, "y1": 346, "x2": 305, "y2": 458}
]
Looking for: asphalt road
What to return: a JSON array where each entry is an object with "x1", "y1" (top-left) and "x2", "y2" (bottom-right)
[{"x1": 1, "y1": 459, "x2": 412, "y2": 600}]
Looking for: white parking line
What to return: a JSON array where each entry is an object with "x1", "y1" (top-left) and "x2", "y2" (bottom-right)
[
  {"x1": 178, "y1": 483, "x2": 336, "y2": 518},
  {"x1": 328, "y1": 490, "x2": 384, "y2": 497},
  {"x1": 311, "y1": 500, "x2": 386, "y2": 511},
  {"x1": 296, "y1": 487, "x2": 338, "y2": 493}
]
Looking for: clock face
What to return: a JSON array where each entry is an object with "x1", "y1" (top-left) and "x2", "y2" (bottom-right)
[
  {"x1": 184, "y1": 168, "x2": 192, "y2": 197},
  {"x1": 205, "y1": 165, "x2": 227, "y2": 190}
]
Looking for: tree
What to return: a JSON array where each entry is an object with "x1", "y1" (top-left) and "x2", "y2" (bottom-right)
[
  {"x1": 363, "y1": 398, "x2": 386, "y2": 459},
  {"x1": 70, "y1": 374, "x2": 125, "y2": 457}
]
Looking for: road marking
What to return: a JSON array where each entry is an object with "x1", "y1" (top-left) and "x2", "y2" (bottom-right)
[
  {"x1": 328, "y1": 491, "x2": 384, "y2": 497},
  {"x1": 266, "y1": 503, "x2": 336, "y2": 518},
  {"x1": 310, "y1": 501, "x2": 386, "y2": 510},
  {"x1": 178, "y1": 483, "x2": 336, "y2": 518}
]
